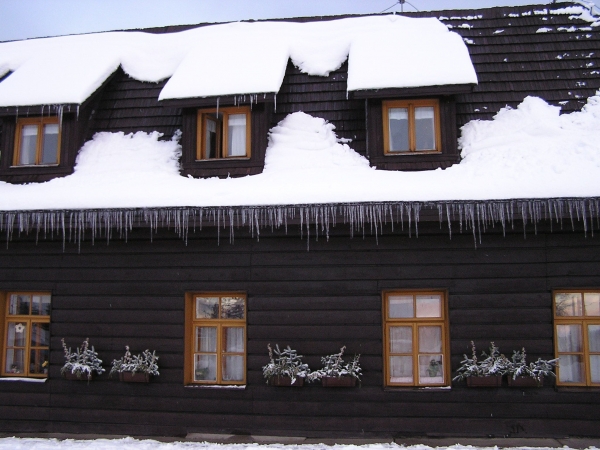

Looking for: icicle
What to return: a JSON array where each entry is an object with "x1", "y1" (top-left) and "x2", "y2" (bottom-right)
[{"x1": 216, "y1": 97, "x2": 219, "y2": 116}]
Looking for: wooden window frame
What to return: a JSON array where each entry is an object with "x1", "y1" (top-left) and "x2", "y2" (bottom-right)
[
  {"x1": 383, "y1": 290, "x2": 450, "y2": 387},
  {"x1": 196, "y1": 106, "x2": 251, "y2": 161},
  {"x1": 1, "y1": 291, "x2": 51, "y2": 378},
  {"x1": 382, "y1": 99, "x2": 442, "y2": 155},
  {"x1": 12, "y1": 116, "x2": 61, "y2": 167},
  {"x1": 184, "y1": 292, "x2": 247, "y2": 386},
  {"x1": 553, "y1": 289, "x2": 600, "y2": 387}
]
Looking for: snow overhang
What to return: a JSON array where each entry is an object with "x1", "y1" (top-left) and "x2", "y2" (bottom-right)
[{"x1": 0, "y1": 15, "x2": 477, "y2": 107}]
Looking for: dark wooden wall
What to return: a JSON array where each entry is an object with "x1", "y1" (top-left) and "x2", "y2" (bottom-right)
[{"x1": 0, "y1": 220, "x2": 599, "y2": 438}]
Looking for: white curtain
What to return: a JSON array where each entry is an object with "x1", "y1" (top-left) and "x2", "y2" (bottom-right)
[
  {"x1": 19, "y1": 125, "x2": 38, "y2": 165},
  {"x1": 227, "y1": 114, "x2": 246, "y2": 157}
]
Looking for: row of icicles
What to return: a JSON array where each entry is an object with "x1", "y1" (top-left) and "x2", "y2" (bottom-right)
[{"x1": 0, "y1": 198, "x2": 599, "y2": 251}]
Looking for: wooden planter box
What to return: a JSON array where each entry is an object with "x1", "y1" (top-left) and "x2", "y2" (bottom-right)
[
  {"x1": 119, "y1": 372, "x2": 150, "y2": 383},
  {"x1": 268, "y1": 376, "x2": 304, "y2": 387},
  {"x1": 507, "y1": 375, "x2": 543, "y2": 387},
  {"x1": 321, "y1": 376, "x2": 357, "y2": 387},
  {"x1": 62, "y1": 371, "x2": 94, "y2": 381},
  {"x1": 466, "y1": 375, "x2": 502, "y2": 387}
]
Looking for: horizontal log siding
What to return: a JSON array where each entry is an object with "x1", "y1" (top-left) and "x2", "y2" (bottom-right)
[{"x1": 0, "y1": 222, "x2": 599, "y2": 438}]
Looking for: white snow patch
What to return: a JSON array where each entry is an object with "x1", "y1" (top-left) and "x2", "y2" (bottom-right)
[
  {"x1": 0, "y1": 16, "x2": 477, "y2": 107},
  {"x1": 534, "y1": 9, "x2": 549, "y2": 15},
  {"x1": 494, "y1": 30, "x2": 505, "y2": 34},
  {"x1": 457, "y1": 24, "x2": 472, "y2": 29},
  {"x1": 2, "y1": 94, "x2": 600, "y2": 210},
  {"x1": 558, "y1": 26, "x2": 579, "y2": 32},
  {"x1": 0, "y1": 377, "x2": 47, "y2": 383},
  {"x1": 0, "y1": 437, "x2": 597, "y2": 450},
  {"x1": 536, "y1": 27, "x2": 553, "y2": 33}
]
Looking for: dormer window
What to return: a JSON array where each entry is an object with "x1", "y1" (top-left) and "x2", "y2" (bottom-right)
[
  {"x1": 13, "y1": 117, "x2": 60, "y2": 166},
  {"x1": 197, "y1": 106, "x2": 251, "y2": 160},
  {"x1": 382, "y1": 99, "x2": 441, "y2": 154}
]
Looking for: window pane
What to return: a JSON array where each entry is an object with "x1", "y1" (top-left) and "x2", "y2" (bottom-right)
[
  {"x1": 194, "y1": 354, "x2": 217, "y2": 381},
  {"x1": 30, "y1": 322, "x2": 50, "y2": 347},
  {"x1": 555, "y1": 293, "x2": 583, "y2": 316},
  {"x1": 419, "y1": 354, "x2": 444, "y2": 384},
  {"x1": 205, "y1": 116, "x2": 219, "y2": 159},
  {"x1": 196, "y1": 297, "x2": 219, "y2": 319},
  {"x1": 196, "y1": 326, "x2": 217, "y2": 353},
  {"x1": 222, "y1": 355, "x2": 244, "y2": 381},
  {"x1": 31, "y1": 295, "x2": 51, "y2": 316},
  {"x1": 416, "y1": 294, "x2": 442, "y2": 318},
  {"x1": 9, "y1": 294, "x2": 30, "y2": 315},
  {"x1": 388, "y1": 295, "x2": 413, "y2": 318},
  {"x1": 418, "y1": 326, "x2": 442, "y2": 353},
  {"x1": 584, "y1": 293, "x2": 600, "y2": 316},
  {"x1": 589, "y1": 325, "x2": 600, "y2": 353},
  {"x1": 223, "y1": 327, "x2": 244, "y2": 353},
  {"x1": 41, "y1": 123, "x2": 59, "y2": 164},
  {"x1": 7, "y1": 322, "x2": 27, "y2": 347},
  {"x1": 221, "y1": 296, "x2": 245, "y2": 319},
  {"x1": 5, "y1": 349, "x2": 25, "y2": 374},
  {"x1": 390, "y1": 326, "x2": 412, "y2": 353},
  {"x1": 227, "y1": 114, "x2": 246, "y2": 157},
  {"x1": 590, "y1": 355, "x2": 600, "y2": 383},
  {"x1": 19, "y1": 124, "x2": 38, "y2": 165},
  {"x1": 558, "y1": 354, "x2": 584, "y2": 383},
  {"x1": 388, "y1": 108, "x2": 409, "y2": 152},
  {"x1": 557, "y1": 324, "x2": 582, "y2": 352},
  {"x1": 30, "y1": 349, "x2": 49, "y2": 375},
  {"x1": 415, "y1": 107, "x2": 435, "y2": 151},
  {"x1": 389, "y1": 355, "x2": 413, "y2": 383}
]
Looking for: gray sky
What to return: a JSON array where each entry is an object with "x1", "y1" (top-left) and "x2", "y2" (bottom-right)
[{"x1": 0, "y1": 0, "x2": 597, "y2": 42}]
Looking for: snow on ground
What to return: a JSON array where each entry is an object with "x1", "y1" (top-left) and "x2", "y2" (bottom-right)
[
  {"x1": 1, "y1": 93, "x2": 600, "y2": 212},
  {"x1": 0, "y1": 438, "x2": 597, "y2": 450},
  {"x1": 0, "y1": 15, "x2": 477, "y2": 106}
]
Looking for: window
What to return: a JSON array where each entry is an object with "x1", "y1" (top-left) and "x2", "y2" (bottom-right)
[
  {"x1": 197, "y1": 106, "x2": 251, "y2": 160},
  {"x1": 553, "y1": 290, "x2": 600, "y2": 386},
  {"x1": 382, "y1": 99, "x2": 441, "y2": 154},
  {"x1": 13, "y1": 117, "x2": 60, "y2": 166},
  {"x1": 185, "y1": 293, "x2": 246, "y2": 385},
  {"x1": 383, "y1": 290, "x2": 449, "y2": 387},
  {"x1": 1, "y1": 292, "x2": 51, "y2": 378}
]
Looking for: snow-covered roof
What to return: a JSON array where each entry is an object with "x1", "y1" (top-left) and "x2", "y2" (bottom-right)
[
  {"x1": 1, "y1": 95, "x2": 599, "y2": 213},
  {"x1": 0, "y1": 15, "x2": 477, "y2": 107}
]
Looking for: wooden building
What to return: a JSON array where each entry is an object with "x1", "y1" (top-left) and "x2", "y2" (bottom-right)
[{"x1": 0, "y1": 2, "x2": 599, "y2": 439}]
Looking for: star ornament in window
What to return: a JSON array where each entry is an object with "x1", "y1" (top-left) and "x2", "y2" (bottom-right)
[{"x1": 14, "y1": 323, "x2": 25, "y2": 334}]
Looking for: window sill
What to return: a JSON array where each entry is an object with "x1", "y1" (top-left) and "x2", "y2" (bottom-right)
[
  {"x1": 10, "y1": 164, "x2": 60, "y2": 168},
  {"x1": 0, "y1": 377, "x2": 47, "y2": 383},
  {"x1": 185, "y1": 384, "x2": 246, "y2": 390},
  {"x1": 195, "y1": 157, "x2": 251, "y2": 162},
  {"x1": 384, "y1": 385, "x2": 451, "y2": 392},
  {"x1": 384, "y1": 151, "x2": 442, "y2": 156}
]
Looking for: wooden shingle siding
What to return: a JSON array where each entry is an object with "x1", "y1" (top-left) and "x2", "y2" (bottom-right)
[
  {"x1": 87, "y1": 68, "x2": 182, "y2": 140},
  {"x1": 1, "y1": 220, "x2": 600, "y2": 438}
]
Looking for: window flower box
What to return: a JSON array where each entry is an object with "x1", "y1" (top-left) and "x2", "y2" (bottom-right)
[
  {"x1": 119, "y1": 371, "x2": 151, "y2": 383},
  {"x1": 465, "y1": 375, "x2": 502, "y2": 387},
  {"x1": 268, "y1": 375, "x2": 304, "y2": 387},
  {"x1": 507, "y1": 375, "x2": 543, "y2": 387},
  {"x1": 321, "y1": 376, "x2": 357, "y2": 387}
]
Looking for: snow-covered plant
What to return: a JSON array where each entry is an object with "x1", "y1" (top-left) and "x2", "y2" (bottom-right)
[
  {"x1": 109, "y1": 346, "x2": 159, "y2": 377},
  {"x1": 508, "y1": 348, "x2": 557, "y2": 382},
  {"x1": 453, "y1": 341, "x2": 510, "y2": 381},
  {"x1": 262, "y1": 344, "x2": 309, "y2": 384},
  {"x1": 307, "y1": 346, "x2": 362, "y2": 382},
  {"x1": 61, "y1": 338, "x2": 105, "y2": 380}
]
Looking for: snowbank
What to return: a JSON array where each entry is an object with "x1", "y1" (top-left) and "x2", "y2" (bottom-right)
[
  {"x1": 1, "y1": 94, "x2": 600, "y2": 212},
  {"x1": 0, "y1": 15, "x2": 477, "y2": 106}
]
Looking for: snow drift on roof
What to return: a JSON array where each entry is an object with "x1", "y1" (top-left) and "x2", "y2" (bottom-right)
[
  {"x1": 0, "y1": 15, "x2": 477, "y2": 107},
  {"x1": 1, "y1": 93, "x2": 600, "y2": 211}
]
